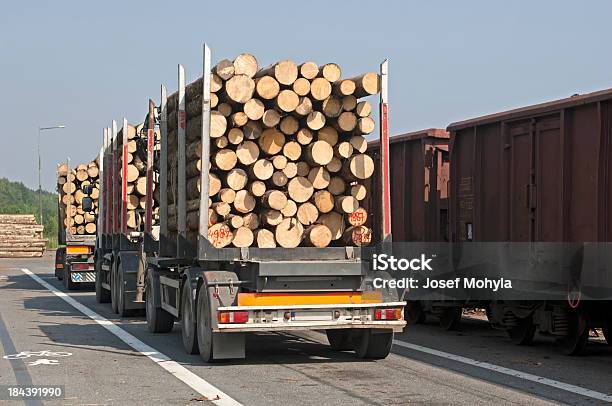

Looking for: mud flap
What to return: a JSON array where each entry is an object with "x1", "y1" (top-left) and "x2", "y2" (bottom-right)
[{"x1": 202, "y1": 271, "x2": 245, "y2": 360}]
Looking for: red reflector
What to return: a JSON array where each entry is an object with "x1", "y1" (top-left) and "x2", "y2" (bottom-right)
[
  {"x1": 218, "y1": 311, "x2": 249, "y2": 324},
  {"x1": 374, "y1": 308, "x2": 402, "y2": 320},
  {"x1": 233, "y1": 311, "x2": 248, "y2": 323},
  {"x1": 71, "y1": 263, "x2": 90, "y2": 270}
]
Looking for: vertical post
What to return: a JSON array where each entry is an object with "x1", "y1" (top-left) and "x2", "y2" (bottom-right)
[
  {"x1": 177, "y1": 64, "x2": 187, "y2": 256},
  {"x1": 38, "y1": 127, "x2": 42, "y2": 226},
  {"x1": 122, "y1": 118, "x2": 128, "y2": 234},
  {"x1": 145, "y1": 100, "x2": 155, "y2": 234},
  {"x1": 159, "y1": 85, "x2": 169, "y2": 255},
  {"x1": 66, "y1": 157, "x2": 71, "y2": 236},
  {"x1": 379, "y1": 59, "x2": 392, "y2": 242},
  {"x1": 198, "y1": 43, "x2": 212, "y2": 256},
  {"x1": 112, "y1": 120, "x2": 118, "y2": 235},
  {"x1": 106, "y1": 126, "x2": 111, "y2": 239},
  {"x1": 99, "y1": 128, "x2": 107, "y2": 244}
]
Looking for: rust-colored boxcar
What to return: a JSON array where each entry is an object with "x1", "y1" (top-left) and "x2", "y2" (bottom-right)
[
  {"x1": 447, "y1": 88, "x2": 612, "y2": 354},
  {"x1": 366, "y1": 128, "x2": 449, "y2": 243},
  {"x1": 448, "y1": 89, "x2": 612, "y2": 244}
]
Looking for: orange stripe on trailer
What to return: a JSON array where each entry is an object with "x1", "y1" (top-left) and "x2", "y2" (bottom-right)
[
  {"x1": 237, "y1": 291, "x2": 383, "y2": 306},
  {"x1": 66, "y1": 245, "x2": 90, "y2": 255}
]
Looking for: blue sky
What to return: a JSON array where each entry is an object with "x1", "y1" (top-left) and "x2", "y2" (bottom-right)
[{"x1": 1, "y1": 1, "x2": 611, "y2": 191}]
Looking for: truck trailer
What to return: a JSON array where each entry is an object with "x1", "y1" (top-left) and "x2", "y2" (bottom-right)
[{"x1": 135, "y1": 44, "x2": 406, "y2": 361}]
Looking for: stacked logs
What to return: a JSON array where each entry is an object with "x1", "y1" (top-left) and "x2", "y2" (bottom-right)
[
  {"x1": 117, "y1": 124, "x2": 161, "y2": 232},
  {"x1": 0, "y1": 214, "x2": 47, "y2": 257},
  {"x1": 57, "y1": 161, "x2": 99, "y2": 235},
  {"x1": 166, "y1": 54, "x2": 378, "y2": 249}
]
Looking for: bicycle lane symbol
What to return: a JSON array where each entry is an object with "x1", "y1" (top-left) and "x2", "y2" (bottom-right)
[{"x1": 3, "y1": 350, "x2": 72, "y2": 366}]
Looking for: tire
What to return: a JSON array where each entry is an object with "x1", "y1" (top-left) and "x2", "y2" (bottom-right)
[
  {"x1": 117, "y1": 261, "x2": 130, "y2": 317},
  {"x1": 63, "y1": 266, "x2": 76, "y2": 290},
  {"x1": 439, "y1": 307, "x2": 462, "y2": 331},
  {"x1": 354, "y1": 329, "x2": 393, "y2": 359},
  {"x1": 603, "y1": 325, "x2": 611, "y2": 345},
  {"x1": 146, "y1": 271, "x2": 174, "y2": 333},
  {"x1": 95, "y1": 259, "x2": 111, "y2": 303},
  {"x1": 181, "y1": 282, "x2": 199, "y2": 354},
  {"x1": 197, "y1": 285, "x2": 215, "y2": 362},
  {"x1": 326, "y1": 329, "x2": 352, "y2": 351},
  {"x1": 558, "y1": 311, "x2": 589, "y2": 356},
  {"x1": 110, "y1": 261, "x2": 118, "y2": 314},
  {"x1": 507, "y1": 316, "x2": 536, "y2": 345},
  {"x1": 405, "y1": 301, "x2": 426, "y2": 325}
]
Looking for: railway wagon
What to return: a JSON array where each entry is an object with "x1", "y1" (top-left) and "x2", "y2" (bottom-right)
[
  {"x1": 365, "y1": 128, "x2": 449, "y2": 243},
  {"x1": 364, "y1": 129, "x2": 450, "y2": 324},
  {"x1": 447, "y1": 88, "x2": 612, "y2": 354}
]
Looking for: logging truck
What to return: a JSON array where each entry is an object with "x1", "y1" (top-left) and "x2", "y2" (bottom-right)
[
  {"x1": 94, "y1": 43, "x2": 404, "y2": 360},
  {"x1": 55, "y1": 162, "x2": 99, "y2": 289},
  {"x1": 93, "y1": 104, "x2": 159, "y2": 316}
]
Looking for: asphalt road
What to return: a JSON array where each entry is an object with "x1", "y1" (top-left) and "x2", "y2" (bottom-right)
[{"x1": 1, "y1": 253, "x2": 611, "y2": 405}]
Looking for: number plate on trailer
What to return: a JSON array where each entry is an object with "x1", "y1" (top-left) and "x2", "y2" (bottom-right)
[{"x1": 289, "y1": 311, "x2": 334, "y2": 321}]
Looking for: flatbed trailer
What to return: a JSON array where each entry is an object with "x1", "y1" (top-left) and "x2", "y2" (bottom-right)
[
  {"x1": 55, "y1": 163, "x2": 97, "y2": 290},
  {"x1": 95, "y1": 105, "x2": 158, "y2": 316},
  {"x1": 145, "y1": 44, "x2": 405, "y2": 361}
]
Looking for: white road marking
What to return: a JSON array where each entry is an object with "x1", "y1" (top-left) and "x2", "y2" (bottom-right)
[
  {"x1": 28, "y1": 359, "x2": 59, "y2": 366},
  {"x1": 393, "y1": 339, "x2": 612, "y2": 403},
  {"x1": 20, "y1": 268, "x2": 242, "y2": 406}
]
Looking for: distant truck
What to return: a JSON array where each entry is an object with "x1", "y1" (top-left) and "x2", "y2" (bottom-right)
[{"x1": 55, "y1": 162, "x2": 99, "y2": 289}]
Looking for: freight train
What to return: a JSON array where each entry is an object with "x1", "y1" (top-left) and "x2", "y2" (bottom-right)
[{"x1": 376, "y1": 90, "x2": 612, "y2": 355}]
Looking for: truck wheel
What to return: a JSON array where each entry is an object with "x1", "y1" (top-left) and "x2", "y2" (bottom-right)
[
  {"x1": 181, "y1": 282, "x2": 199, "y2": 354},
  {"x1": 405, "y1": 301, "x2": 426, "y2": 324},
  {"x1": 117, "y1": 261, "x2": 131, "y2": 317},
  {"x1": 63, "y1": 266, "x2": 76, "y2": 290},
  {"x1": 95, "y1": 259, "x2": 110, "y2": 303},
  {"x1": 558, "y1": 311, "x2": 589, "y2": 355},
  {"x1": 146, "y1": 271, "x2": 174, "y2": 333},
  {"x1": 438, "y1": 306, "x2": 462, "y2": 331},
  {"x1": 197, "y1": 286, "x2": 214, "y2": 362},
  {"x1": 354, "y1": 329, "x2": 393, "y2": 359},
  {"x1": 507, "y1": 316, "x2": 536, "y2": 345},
  {"x1": 326, "y1": 329, "x2": 352, "y2": 351},
  {"x1": 110, "y1": 261, "x2": 118, "y2": 314}
]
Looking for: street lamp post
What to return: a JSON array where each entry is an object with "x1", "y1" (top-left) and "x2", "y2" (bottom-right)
[{"x1": 38, "y1": 125, "x2": 66, "y2": 225}]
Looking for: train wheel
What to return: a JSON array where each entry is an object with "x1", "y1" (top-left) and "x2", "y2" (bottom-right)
[
  {"x1": 558, "y1": 311, "x2": 589, "y2": 356},
  {"x1": 326, "y1": 329, "x2": 352, "y2": 351},
  {"x1": 197, "y1": 285, "x2": 214, "y2": 362},
  {"x1": 507, "y1": 316, "x2": 536, "y2": 345},
  {"x1": 439, "y1": 307, "x2": 462, "y2": 331},
  {"x1": 354, "y1": 329, "x2": 393, "y2": 359},
  {"x1": 405, "y1": 301, "x2": 426, "y2": 325},
  {"x1": 145, "y1": 271, "x2": 174, "y2": 333},
  {"x1": 181, "y1": 282, "x2": 199, "y2": 354}
]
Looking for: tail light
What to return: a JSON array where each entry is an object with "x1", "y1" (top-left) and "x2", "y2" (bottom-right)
[
  {"x1": 218, "y1": 311, "x2": 249, "y2": 324},
  {"x1": 71, "y1": 263, "x2": 92, "y2": 271},
  {"x1": 374, "y1": 308, "x2": 402, "y2": 321}
]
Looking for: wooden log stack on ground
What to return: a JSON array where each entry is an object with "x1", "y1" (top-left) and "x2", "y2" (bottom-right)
[
  {"x1": 166, "y1": 54, "x2": 378, "y2": 248},
  {"x1": 0, "y1": 214, "x2": 47, "y2": 257},
  {"x1": 57, "y1": 160, "x2": 99, "y2": 235}
]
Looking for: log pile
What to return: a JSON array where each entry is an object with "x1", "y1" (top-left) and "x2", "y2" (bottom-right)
[
  {"x1": 166, "y1": 54, "x2": 377, "y2": 248},
  {"x1": 57, "y1": 160, "x2": 99, "y2": 235},
  {"x1": 117, "y1": 123, "x2": 161, "y2": 232},
  {"x1": 0, "y1": 214, "x2": 47, "y2": 257}
]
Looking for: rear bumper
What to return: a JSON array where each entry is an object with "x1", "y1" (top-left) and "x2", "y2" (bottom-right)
[
  {"x1": 215, "y1": 301, "x2": 407, "y2": 333},
  {"x1": 69, "y1": 271, "x2": 96, "y2": 283}
]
